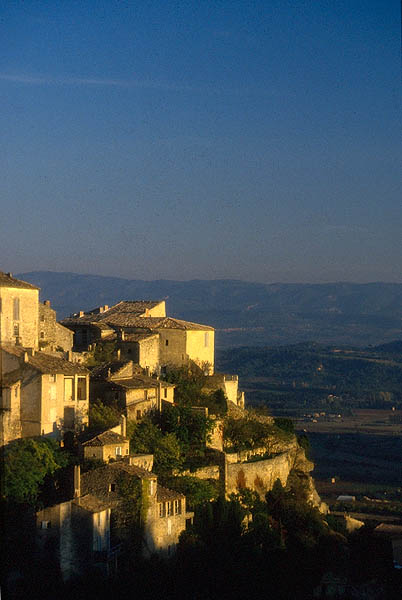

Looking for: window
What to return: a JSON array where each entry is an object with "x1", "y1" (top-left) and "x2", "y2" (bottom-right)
[
  {"x1": 167, "y1": 501, "x2": 172, "y2": 516},
  {"x1": 165, "y1": 339, "x2": 169, "y2": 346},
  {"x1": 40, "y1": 331, "x2": 45, "y2": 339},
  {"x1": 49, "y1": 374, "x2": 56, "y2": 383},
  {"x1": 40, "y1": 314, "x2": 45, "y2": 322},
  {"x1": 136, "y1": 410, "x2": 141, "y2": 420},
  {"x1": 114, "y1": 392, "x2": 119, "y2": 401},
  {"x1": 164, "y1": 388, "x2": 168, "y2": 399},
  {"x1": 167, "y1": 520, "x2": 172, "y2": 535},
  {"x1": 13, "y1": 323, "x2": 19, "y2": 337},
  {"x1": 77, "y1": 377, "x2": 87, "y2": 400},
  {"x1": 127, "y1": 348, "x2": 132, "y2": 354},
  {"x1": 144, "y1": 390, "x2": 148, "y2": 401},
  {"x1": 41, "y1": 521, "x2": 51, "y2": 529},
  {"x1": 204, "y1": 332, "x2": 209, "y2": 347},
  {"x1": 174, "y1": 499, "x2": 181, "y2": 515},
  {"x1": 14, "y1": 385, "x2": 19, "y2": 398},
  {"x1": 149, "y1": 480, "x2": 155, "y2": 496},
  {"x1": 64, "y1": 378, "x2": 73, "y2": 402},
  {"x1": 126, "y1": 448, "x2": 129, "y2": 454},
  {"x1": 109, "y1": 483, "x2": 116, "y2": 492},
  {"x1": 115, "y1": 447, "x2": 122, "y2": 456},
  {"x1": 13, "y1": 298, "x2": 20, "y2": 321},
  {"x1": 0, "y1": 298, "x2": 2, "y2": 313},
  {"x1": 159, "y1": 503, "x2": 164, "y2": 518}
]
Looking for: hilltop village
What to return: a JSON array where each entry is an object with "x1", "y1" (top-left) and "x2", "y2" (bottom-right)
[{"x1": 2, "y1": 271, "x2": 400, "y2": 599}]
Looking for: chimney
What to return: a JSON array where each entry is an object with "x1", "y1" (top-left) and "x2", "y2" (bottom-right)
[
  {"x1": 99, "y1": 306, "x2": 103, "y2": 313},
  {"x1": 104, "y1": 305, "x2": 109, "y2": 311},
  {"x1": 79, "y1": 311, "x2": 84, "y2": 318},
  {"x1": 44, "y1": 300, "x2": 51, "y2": 307},
  {"x1": 120, "y1": 414, "x2": 127, "y2": 438},
  {"x1": 67, "y1": 351, "x2": 73, "y2": 362},
  {"x1": 23, "y1": 351, "x2": 29, "y2": 363},
  {"x1": 6, "y1": 272, "x2": 12, "y2": 278},
  {"x1": 73, "y1": 465, "x2": 81, "y2": 498}
]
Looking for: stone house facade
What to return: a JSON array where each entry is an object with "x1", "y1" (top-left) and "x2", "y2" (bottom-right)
[
  {"x1": 1, "y1": 345, "x2": 89, "y2": 441},
  {"x1": 80, "y1": 462, "x2": 192, "y2": 556},
  {"x1": 61, "y1": 301, "x2": 215, "y2": 374},
  {"x1": 81, "y1": 430, "x2": 130, "y2": 462},
  {"x1": 36, "y1": 495, "x2": 115, "y2": 581},
  {"x1": 0, "y1": 272, "x2": 39, "y2": 349},
  {"x1": 90, "y1": 360, "x2": 175, "y2": 421},
  {"x1": 39, "y1": 300, "x2": 73, "y2": 352}
]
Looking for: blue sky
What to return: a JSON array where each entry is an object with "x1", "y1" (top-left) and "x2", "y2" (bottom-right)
[{"x1": 1, "y1": 0, "x2": 401, "y2": 282}]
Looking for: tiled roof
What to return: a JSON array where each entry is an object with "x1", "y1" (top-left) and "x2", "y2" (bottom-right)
[
  {"x1": 90, "y1": 360, "x2": 132, "y2": 380},
  {"x1": 81, "y1": 461, "x2": 155, "y2": 485},
  {"x1": 156, "y1": 484, "x2": 185, "y2": 502},
  {"x1": 82, "y1": 430, "x2": 128, "y2": 446},
  {"x1": 65, "y1": 301, "x2": 162, "y2": 324},
  {"x1": 1, "y1": 369, "x2": 22, "y2": 387},
  {"x1": 111, "y1": 376, "x2": 174, "y2": 390},
  {"x1": 2, "y1": 346, "x2": 89, "y2": 375},
  {"x1": 74, "y1": 494, "x2": 113, "y2": 513},
  {"x1": 123, "y1": 332, "x2": 159, "y2": 342},
  {"x1": 61, "y1": 302, "x2": 213, "y2": 332},
  {"x1": 0, "y1": 271, "x2": 39, "y2": 290}
]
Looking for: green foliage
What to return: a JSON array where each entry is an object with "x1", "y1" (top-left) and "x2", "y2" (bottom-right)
[
  {"x1": 115, "y1": 472, "x2": 145, "y2": 556},
  {"x1": 2, "y1": 438, "x2": 68, "y2": 505},
  {"x1": 129, "y1": 416, "x2": 163, "y2": 454},
  {"x1": 88, "y1": 399, "x2": 120, "y2": 431},
  {"x1": 85, "y1": 342, "x2": 117, "y2": 367},
  {"x1": 274, "y1": 417, "x2": 294, "y2": 433},
  {"x1": 153, "y1": 432, "x2": 184, "y2": 476},
  {"x1": 129, "y1": 416, "x2": 184, "y2": 476},
  {"x1": 162, "y1": 475, "x2": 217, "y2": 510},
  {"x1": 164, "y1": 366, "x2": 206, "y2": 406},
  {"x1": 204, "y1": 389, "x2": 228, "y2": 416},
  {"x1": 156, "y1": 404, "x2": 214, "y2": 456},
  {"x1": 223, "y1": 416, "x2": 286, "y2": 452}
]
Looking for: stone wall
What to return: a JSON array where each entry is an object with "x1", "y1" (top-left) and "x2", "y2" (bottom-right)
[
  {"x1": 0, "y1": 287, "x2": 39, "y2": 348},
  {"x1": 226, "y1": 452, "x2": 295, "y2": 497}
]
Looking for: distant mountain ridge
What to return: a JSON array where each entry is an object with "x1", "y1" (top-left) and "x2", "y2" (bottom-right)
[{"x1": 17, "y1": 271, "x2": 402, "y2": 348}]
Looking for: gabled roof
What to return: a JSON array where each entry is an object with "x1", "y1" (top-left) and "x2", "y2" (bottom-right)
[
  {"x1": 0, "y1": 271, "x2": 39, "y2": 290},
  {"x1": 2, "y1": 346, "x2": 89, "y2": 375},
  {"x1": 110, "y1": 376, "x2": 174, "y2": 390},
  {"x1": 90, "y1": 360, "x2": 133, "y2": 380},
  {"x1": 156, "y1": 484, "x2": 185, "y2": 502},
  {"x1": 73, "y1": 494, "x2": 113, "y2": 513},
  {"x1": 82, "y1": 430, "x2": 127, "y2": 447},
  {"x1": 81, "y1": 461, "x2": 156, "y2": 483},
  {"x1": 1, "y1": 368, "x2": 22, "y2": 387},
  {"x1": 61, "y1": 301, "x2": 213, "y2": 331}
]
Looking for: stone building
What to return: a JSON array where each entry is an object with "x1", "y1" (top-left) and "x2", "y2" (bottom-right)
[
  {"x1": 80, "y1": 461, "x2": 192, "y2": 557},
  {"x1": 0, "y1": 271, "x2": 39, "y2": 349},
  {"x1": 90, "y1": 360, "x2": 175, "y2": 421},
  {"x1": 61, "y1": 301, "x2": 215, "y2": 374},
  {"x1": 0, "y1": 271, "x2": 90, "y2": 445},
  {"x1": 1, "y1": 345, "x2": 89, "y2": 442},
  {"x1": 39, "y1": 300, "x2": 73, "y2": 352},
  {"x1": 80, "y1": 417, "x2": 130, "y2": 462},
  {"x1": 36, "y1": 495, "x2": 115, "y2": 581}
]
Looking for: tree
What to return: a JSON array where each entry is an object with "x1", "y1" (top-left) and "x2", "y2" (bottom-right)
[
  {"x1": 88, "y1": 399, "x2": 120, "y2": 431},
  {"x1": 2, "y1": 438, "x2": 68, "y2": 505}
]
